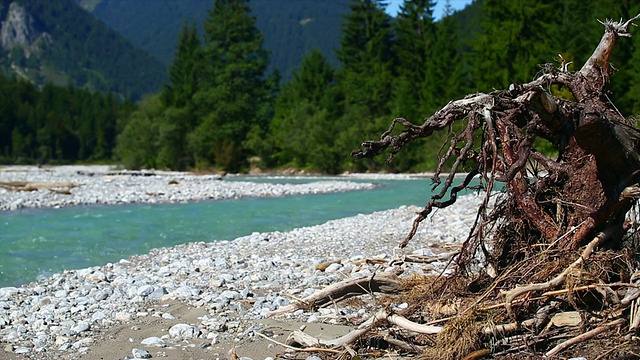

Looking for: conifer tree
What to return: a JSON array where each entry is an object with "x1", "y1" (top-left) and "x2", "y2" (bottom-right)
[
  {"x1": 336, "y1": 0, "x2": 395, "y2": 116},
  {"x1": 270, "y1": 50, "x2": 339, "y2": 171},
  {"x1": 191, "y1": 0, "x2": 271, "y2": 171},
  {"x1": 423, "y1": 3, "x2": 465, "y2": 113},
  {"x1": 392, "y1": 0, "x2": 436, "y2": 120},
  {"x1": 157, "y1": 22, "x2": 201, "y2": 170},
  {"x1": 334, "y1": 0, "x2": 396, "y2": 171},
  {"x1": 163, "y1": 22, "x2": 201, "y2": 108}
]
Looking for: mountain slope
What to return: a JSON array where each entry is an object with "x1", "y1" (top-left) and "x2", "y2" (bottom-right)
[
  {"x1": 0, "y1": 0, "x2": 167, "y2": 100},
  {"x1": 80, "y1": 0, "x2": 348, "y2": 80}
]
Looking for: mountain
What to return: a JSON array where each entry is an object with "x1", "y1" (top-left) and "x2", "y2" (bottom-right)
[
  {"x1": 0, "y1": 0, "x2": 168, "y2": 100},
  {"x1": 78, "y1": 0, "x2": 348, "y2": 80}
]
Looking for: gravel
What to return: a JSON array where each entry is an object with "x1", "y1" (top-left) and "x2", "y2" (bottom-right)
[
  {"x1": 0, "y1": 165, "x2": 485, "y2": 359},
  {"x1": 0, "y1": 165, "x2": 377, "y2": 211}
]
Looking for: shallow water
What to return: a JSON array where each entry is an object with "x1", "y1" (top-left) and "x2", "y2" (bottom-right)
[{"x1": 0, "y1": 177, "x2": 475, "y2": 287}]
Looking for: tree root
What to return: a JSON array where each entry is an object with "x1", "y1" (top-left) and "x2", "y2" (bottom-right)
[
  {"x1": 502, "y1": 227, "x2": 618, "y2": 316},
  {"x1": 254, "y1": 331, "x2": 342, "y2": 354},
  {"x1": 333, "y1": 13, "x2": 640, "y2": 358},
  {"x1": 269, "y1": 226, "x2": 636, "y2": 358}
]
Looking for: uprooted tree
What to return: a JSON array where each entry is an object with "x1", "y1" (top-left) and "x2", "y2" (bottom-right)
[{"x1": 270, "y1": 15, "x2": 640, "y2": 359}]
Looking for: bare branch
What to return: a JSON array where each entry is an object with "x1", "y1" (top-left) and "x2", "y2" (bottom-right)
[{"x1": 267, "y1": 271, "x2": 404, "y2": 316}]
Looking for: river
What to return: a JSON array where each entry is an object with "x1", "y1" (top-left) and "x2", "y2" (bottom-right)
[{"x1": 0, "y1": 177, "x2": 475, "y2": 287}]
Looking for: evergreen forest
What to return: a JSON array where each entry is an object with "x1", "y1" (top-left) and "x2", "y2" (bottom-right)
[
  {"x1": 3, "y1": 0, "x2": 640, "y2": 174},
  {"x1": 0, "y1": 76, "x2": 133, "y2": 164}
]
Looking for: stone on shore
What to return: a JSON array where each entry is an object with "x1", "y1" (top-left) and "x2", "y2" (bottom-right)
[{"x1": 0, "y1": 165, "x2": 486, "y2": 359}]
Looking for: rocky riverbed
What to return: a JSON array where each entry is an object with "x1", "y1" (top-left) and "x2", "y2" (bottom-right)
[
  {"x1": 0, "y1": 166, "x2": 484, "y2": 359},
  {"x1": 0, "y1": 166, "x2": 380, "y2": 211}
]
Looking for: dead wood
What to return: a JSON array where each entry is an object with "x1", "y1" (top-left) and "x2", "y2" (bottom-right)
[
  {"x1": 267, "y1": 271, "x2": 404, "y2": 317},
  {"x1": 380, "y1": 331, "x2": 424, "y2": 353},
  {"x1": 482, "y1": 318, "x2": 536, "y2": 336},
  {"x1": 395, "y1": 251, "x2": 459, "y2": 265},
  {"x1": 629, "y1": 299, "x2": 640, "y2": 333},
  {"x1": 461, "y1": 349, "x2": 491, "y2": 360},
  {"x1": 353, "y1": 16, "x2": 640, "y2": 259},
  {"x1": 0, "y1": 181, "x2": 78, "y2": 192},
  {"x1": 545, "y1": 318, "x2": 627, "y2": 357},
  {"x1": 286, "y1": 309, "x2": 442, "y2": 349},
  {"x1": 255, "y1": 331, "x2": 342, "y2": 354}
]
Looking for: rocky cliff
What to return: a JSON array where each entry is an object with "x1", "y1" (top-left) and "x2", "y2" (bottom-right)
[{"x1": 0, "y1": 2, "x2": 49, "y2": 57}]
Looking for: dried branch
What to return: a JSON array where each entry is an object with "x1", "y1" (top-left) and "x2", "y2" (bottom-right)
[
  {"x1": 545, "y1": 318, "x2": 626, "y2": 357},
  {"x1": 286, "y1": 309, "x2": 442, "y2": 349},
  {"x1": 267, "y1": 271, "x2": 404, "y2": 317},
  {"x1": 0, "y1": 181, "x2": 78, "y2": 192},
  {"x1": 254, "y1": 331, "x2": 341, "y2": 354}
]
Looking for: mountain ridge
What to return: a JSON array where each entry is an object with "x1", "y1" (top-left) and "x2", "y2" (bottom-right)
[
  {"x1": 0, "y1": 0, "x2": 167, "y2": 100},
  {"x1": 81, "y1": 0, "x2": 349, "y2": 81}
]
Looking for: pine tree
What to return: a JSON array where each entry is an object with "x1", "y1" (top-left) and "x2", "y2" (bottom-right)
[
  {"x1": 334, "y1": 0, "x2": 396, "y2": 171},
  {"x1": 157, "y1": 22, "x2": 201, "y2": 170},
  {"x1": 392, "y1": 0, "x2": 436, "y2": 120},
  {"x1": 336, "y1": 0, "x2": 395, "y2": 117},
  {"x1": 162, "y1": 22, "x2": 201, "y2": 108},
  {"x1": 190, "y1": 0, "x2": 272, "y2": 171},
  {"x1": 269, "y1": 50, "x2": 340, "y2": 171},
  {"x1": 424, "y1": 2, "x2": 466, "y2": 113}
]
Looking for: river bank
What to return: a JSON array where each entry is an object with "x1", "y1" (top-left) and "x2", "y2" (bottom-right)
[
  {"x1": 0, "y1": 165, "x2": 387, "y2": 211},
  {"x1": 0, "y1": 165, "x2": 483, "y2": 359}
]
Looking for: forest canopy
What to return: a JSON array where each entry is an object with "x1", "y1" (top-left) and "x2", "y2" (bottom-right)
[{"x1": 2, "y1": 0, "x2": 640, "y2": 173}]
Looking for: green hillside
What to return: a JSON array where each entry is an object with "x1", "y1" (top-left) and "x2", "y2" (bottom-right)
[
  {"x1": 80, "y1": 0, "x2": 348, "y2": 80},
  {"x1": 0, "y1": 0, "x2": 167, "y2": 100}
]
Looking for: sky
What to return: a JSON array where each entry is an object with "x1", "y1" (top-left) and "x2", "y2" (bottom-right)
[{"x1": 384, "y1": 0, "x2": 474, "y2": 20}]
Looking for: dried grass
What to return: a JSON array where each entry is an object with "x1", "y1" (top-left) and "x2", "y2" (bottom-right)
[{"x1": 418, "y1": 310, "x2": 483, "y2": 360}]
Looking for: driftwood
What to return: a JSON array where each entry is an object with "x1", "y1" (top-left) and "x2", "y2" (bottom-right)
[
  {"x1": 0, "y1": 181, "x2": 78, "y2": 193},
  {"x1": 286, "y1": 310, "x2": 560, "y2": 350},
  {"x1": 545, "y1": 318, "x2": 627, "y2": 357},
  {"x1": 268, "y1": 271, "x2": 404, "y2": 317},
  {"x1": 286, "y1": 309, "x2": 442, "y2": 349},
  {"x1": 502, "y1": 227, "x2": 615, "y2": 316},
  {"x1": 255, "y1": 331, "x2": 342, "y2": 354}
]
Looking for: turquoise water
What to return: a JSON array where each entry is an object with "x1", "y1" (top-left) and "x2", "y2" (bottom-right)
[{"x1": 0, "y1": 178, "x2": 473, "y2": 287}]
